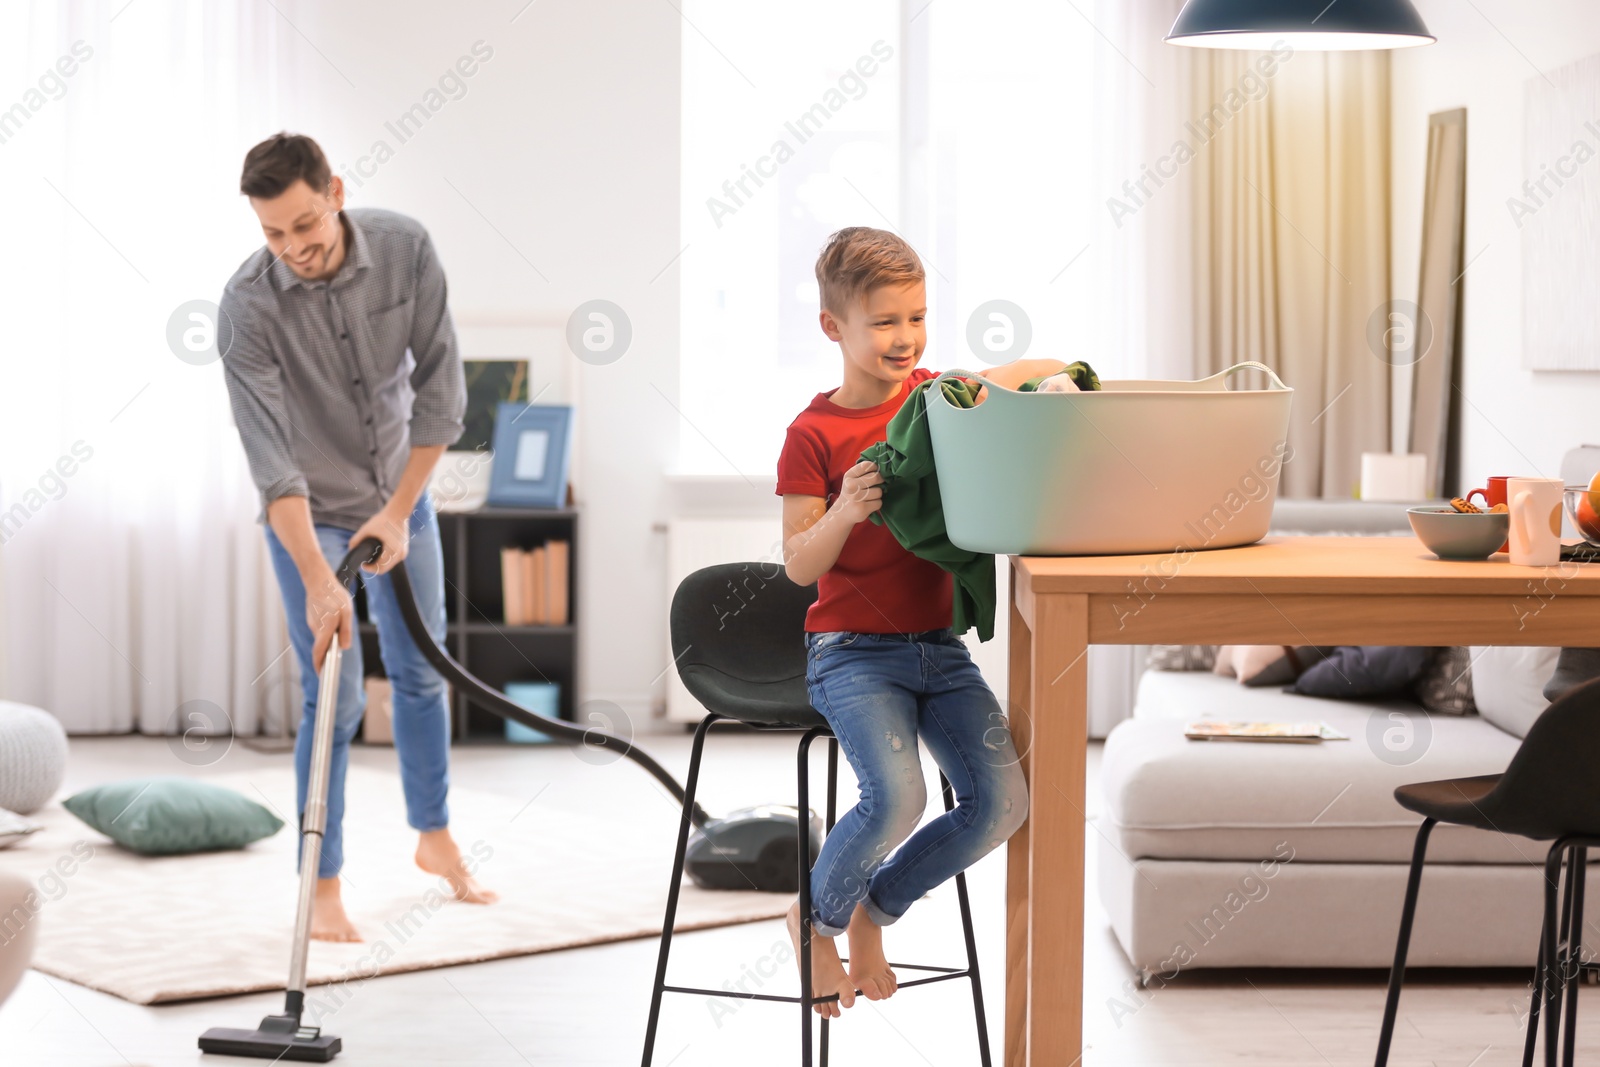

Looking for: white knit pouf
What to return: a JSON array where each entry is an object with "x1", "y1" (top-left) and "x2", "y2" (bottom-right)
[{"x1": 0, "y1": 702, "x2": 68, "y2": 815}]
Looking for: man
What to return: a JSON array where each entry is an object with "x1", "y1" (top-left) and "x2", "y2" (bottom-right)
[{"x1": 220, "y1": 132, "x2": 494, "y2": 941}]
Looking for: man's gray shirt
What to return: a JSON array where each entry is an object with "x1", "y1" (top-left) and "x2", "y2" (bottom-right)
[{"x1": 220, "y1": 207, "x2": 466, "y2": 531}]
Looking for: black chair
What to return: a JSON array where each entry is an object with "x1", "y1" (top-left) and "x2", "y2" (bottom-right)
[
  {"x1": 1376, "y1": 676, "x2": 1600, "y2": 1067},
  {"x1": 641, "y1": 562, "x2": 993, "y2": 1067}
]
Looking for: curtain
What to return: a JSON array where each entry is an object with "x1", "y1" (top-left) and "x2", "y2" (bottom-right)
[
  {"x1": 1089, "y1": 0, "x2": 1196, "y2": 383},
  {"x1": 1075, "y1": 0, "x2": 1190, "y2": 736},
  {"x1": 1191, "y1": 48, "x2": 1393, "y2": 499},
  {"x1": 0, "y1": 2, "x2": 305, "y2": 735}
]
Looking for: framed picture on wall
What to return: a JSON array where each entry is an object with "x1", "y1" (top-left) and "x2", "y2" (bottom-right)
[
  {"x1": 459, "y1": 359, "x2": 531, "y2": 453},
  {"x1": 487, "y1": 403, "x2": 572, "y2": 509},
  {"x1": 431, "y1": 358, "x2": 532, "y2": 512},
  {"x1": 1523, "y1": 52, "x2": 1600, "y2": 370}
]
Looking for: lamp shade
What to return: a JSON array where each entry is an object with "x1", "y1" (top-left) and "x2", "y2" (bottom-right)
[{"x1": 1166, "y1": 0, "x2": 1435, "y2": 50}]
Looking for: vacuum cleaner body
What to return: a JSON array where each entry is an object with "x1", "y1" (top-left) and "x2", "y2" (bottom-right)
[{"x1": 685, "y1": 804, "x2": 823, "y2": 892}]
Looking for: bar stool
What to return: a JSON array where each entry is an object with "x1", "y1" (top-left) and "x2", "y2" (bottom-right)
[
  {"x1": 1375, "y1": 676, "x2": 1600, "y2": 1067},
  {"x1": 641, "y1": 562, "x2": 993, "y2": 1067}
]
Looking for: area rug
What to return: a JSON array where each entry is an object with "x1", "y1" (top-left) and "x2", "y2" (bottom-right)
[{"x1": 0, "y1": 765, "x2": 789, "y2": 1004}]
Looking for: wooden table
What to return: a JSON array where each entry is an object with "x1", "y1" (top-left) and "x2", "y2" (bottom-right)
[{"x1": 1003, "y1": 535, "x2": 1600, "y2": 1066}]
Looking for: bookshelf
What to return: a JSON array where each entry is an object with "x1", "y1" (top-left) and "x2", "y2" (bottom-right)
[{"x1": 354, "y1": 505, "x2": 579, "y2": 743}]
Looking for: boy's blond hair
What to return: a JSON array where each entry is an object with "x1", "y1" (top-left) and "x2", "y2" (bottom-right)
[{"x1": 814, "y1": 227, "x2": 924, "y2": 319}]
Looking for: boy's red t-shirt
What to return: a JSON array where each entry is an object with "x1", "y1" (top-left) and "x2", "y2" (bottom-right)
[{"x1": 776, "y1": 367, "x2": 953, "y2": 633}]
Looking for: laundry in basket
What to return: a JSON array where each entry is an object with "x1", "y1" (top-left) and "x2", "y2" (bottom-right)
[{"x1": 924, "y1": 361, "x2": 1292, "y2": 556}]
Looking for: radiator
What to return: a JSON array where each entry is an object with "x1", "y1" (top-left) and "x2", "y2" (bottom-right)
[{"x1": 663, "y1": 518, "x2": 786, "y2": 723}]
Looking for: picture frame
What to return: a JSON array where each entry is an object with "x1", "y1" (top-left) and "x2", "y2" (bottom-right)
[
  {"x1": 487, "y1": 402, "x2": 572, "y2": 509},
  {"x1": 430, "y1": 358, "x2": 531, "y2": 512},
  {"x1": 1522, "y1": 53, "x2": 1600, "y2": 370},
  {"x1": 458, "y1": 358, "x2": 531, "y2": 454}
]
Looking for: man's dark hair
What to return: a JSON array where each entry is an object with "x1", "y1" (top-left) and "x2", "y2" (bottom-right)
[{"x1": 240, "y1": 132, "x2": 332, "y2": 199}]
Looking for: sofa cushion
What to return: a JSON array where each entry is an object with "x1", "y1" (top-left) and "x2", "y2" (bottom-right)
[
  {"x1": 1213, "y1": 645, "x2": 1331, "y2": 687},
  {"x1": 1288, "y1": 646, "x2": 1434, "y2": 699},
  {"x1": 1147, "y1": 644, "x2": 1216, "y2": 671},
  {"x1": 1102, "y1": 670, "x2": 1526, "y2": 863},
  {"x1": 1470, "y1": 646, "x2": 1558, "y2": 738},
  {"x1": 1412, "y1": 646, "x2": 1477, "y2": 715}
]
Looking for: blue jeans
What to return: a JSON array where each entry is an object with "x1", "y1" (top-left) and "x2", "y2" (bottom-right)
[
  {"x1": 265, "y1": 492, "x2": 452, "y2": 878},
  {"x1": 802, "y1": 627, "x2": 1029, "y2": 936}
]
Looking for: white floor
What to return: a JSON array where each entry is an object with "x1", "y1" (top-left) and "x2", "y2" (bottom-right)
[{"x1": 0, "y1": 730, "x2": 1586, "y2": 1066}]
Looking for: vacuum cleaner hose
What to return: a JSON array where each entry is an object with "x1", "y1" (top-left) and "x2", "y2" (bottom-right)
[{"x1": 337, "y1": 538, "x2": 713, "y2": 829}]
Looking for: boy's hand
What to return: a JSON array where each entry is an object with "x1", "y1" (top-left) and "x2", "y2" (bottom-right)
[{"x1": 834, "y1": 460, "x2": 884, "y2": 524}]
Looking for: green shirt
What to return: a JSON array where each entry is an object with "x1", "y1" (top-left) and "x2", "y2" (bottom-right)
[{"x1": 859, "y1": 363, "x2": 1102, "y2": 643}]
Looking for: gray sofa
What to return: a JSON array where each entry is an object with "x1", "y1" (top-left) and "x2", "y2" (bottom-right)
[
  {"x1": 1099, "y1": 667, "x2": 1563, "y2": 975},
  {"x1": 1097, "y1": 497, "x2": 1579, "y2": 978}
]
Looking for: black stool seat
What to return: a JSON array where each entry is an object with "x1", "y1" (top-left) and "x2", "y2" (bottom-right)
[
  {"x1": 1393, "y1": 773, "x2": 1503, "y2": 830},
  {"x1": 678, "y1": 666, "x2": 824, "y2": 729},
  {"x1": 643, "y1": 562, "x2": 993, "y2": 1067},
  {"x1": 1376, "y1": 677, "x2": 1600, "y2": 1067}
]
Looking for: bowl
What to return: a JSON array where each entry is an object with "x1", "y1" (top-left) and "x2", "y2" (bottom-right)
[
  {"x1": 1407, "y1": 506, "x2": 1511, "y2": 560},
  {"x1": 1564, "y1": 487, "x2": 1600, "y2": 545}
]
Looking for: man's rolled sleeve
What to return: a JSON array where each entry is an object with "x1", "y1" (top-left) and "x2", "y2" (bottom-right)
[
  {"x1": 406, "y1": 232, "x2": 466, "y2": 449},
  {"x1": 220, "y1": 294, "x2": 309, "y2": 507}
]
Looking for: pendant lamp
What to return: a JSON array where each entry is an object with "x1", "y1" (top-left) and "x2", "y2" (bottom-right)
[{"x1": 1166, "y1": 0, "x2": 1435, "y2": 50}]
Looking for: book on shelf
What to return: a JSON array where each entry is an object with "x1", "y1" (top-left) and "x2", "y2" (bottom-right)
[
  {"x1": 534, "y1": 545, "x2": 547, "y2": 624},
  {"x1": 548, "y1": 539, "x2": 568, "y2": 624},
  {"x1": 499, "y1": 540, "x2": 570, "y2": 625},
  {"x1": 500, "y1": 547, "x2": 524, "y2": 627}
]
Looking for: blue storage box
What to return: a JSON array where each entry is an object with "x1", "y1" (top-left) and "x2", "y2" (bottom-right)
[{"x1": 503, "y1": 682, "x2": 562, "y2": 744}]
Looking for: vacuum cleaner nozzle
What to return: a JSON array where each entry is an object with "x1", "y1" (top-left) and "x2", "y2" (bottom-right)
[{"x1": 199, "y1": 1013, "x2": 341, "y2": 1062}]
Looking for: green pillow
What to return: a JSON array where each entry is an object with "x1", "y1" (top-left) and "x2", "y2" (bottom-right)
[{"x1": 62, "y1": 777, "x2": 284, "y2": 855}]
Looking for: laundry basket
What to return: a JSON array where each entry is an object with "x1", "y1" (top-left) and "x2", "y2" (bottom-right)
[{"x1": 926, "y1": 362, "x2": 1293, "y2": 555}]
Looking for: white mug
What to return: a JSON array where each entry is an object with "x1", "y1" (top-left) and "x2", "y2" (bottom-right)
[{"x1": 1508, "y1": 477, "x2": 1563, "y2": 566}]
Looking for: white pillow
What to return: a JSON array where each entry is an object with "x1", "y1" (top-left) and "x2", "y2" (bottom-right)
[
  {"x1": 0, "y1": 807, "x2": 41, "y2": 849},
  {"x1": 1470, "y1": 646, "x2": 1560, "y2": 739}
]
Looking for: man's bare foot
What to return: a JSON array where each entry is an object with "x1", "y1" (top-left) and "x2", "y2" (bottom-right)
[
  {"x1": 786, "y1": 900, "x2": 857, "y2": 1018},
  {"x1": 311, "y1": 877, "x2": 362, "y2": 942},
  {"x1": 845, "y1": 902, "x2": 897, "y2": 1000},
  {"x1": 415, "y1": 828, "x2": 499, "y2": 904}
]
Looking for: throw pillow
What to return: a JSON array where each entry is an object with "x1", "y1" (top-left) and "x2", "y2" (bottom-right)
[
  {"x1": 1413, "y1": 647, "x2": 1476, "y2": 715},
  {"x1": 1543, "y1": 648, "x2": 1600, "y2": 702},
  {"x1": 1147, "y1": 645, "x2": 1218, "y2": 671},
  {"x1": 1216, "y1": 645, "x2": 1332, "y2": 687},
  {"x1": 0, "y1": 807, "x2": 41, "y2": 850},
  {"x1": 62, "y1": 777, "x2": 284, "y2": 856},
  {"x1": 1212, "y1": 645, "x2": 1235, "y2": 677},
  {"x1": 1470, "y1": 646, "x2": 1560, "y2": 739},
  {"x1": 1288, "y1": 646, "x2": 1434, "y2": 699}
]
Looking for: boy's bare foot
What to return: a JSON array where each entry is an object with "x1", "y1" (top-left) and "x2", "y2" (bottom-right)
[
  {"x1": 786, "y1": 900, "x2": 857, "y2": 1018},
  {"x1": 311, "y1": 876, "x2": 362, "y2": 942},
  {"x1": 845, "y1": 902, "x2": 898, "y2": 1000},
  {"x1": 415, "y1": 828, "x2": 499, "y2": 904}
]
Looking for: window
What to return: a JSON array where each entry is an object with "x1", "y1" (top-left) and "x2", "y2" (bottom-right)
[{"x1": 678, "y1": 1, "x2": 1114, "y2": 477}]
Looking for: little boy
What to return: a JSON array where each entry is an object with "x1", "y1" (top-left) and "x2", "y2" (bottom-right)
[{"x1": 776, "y1": 226, "x2": 1062, "y2": 1016}]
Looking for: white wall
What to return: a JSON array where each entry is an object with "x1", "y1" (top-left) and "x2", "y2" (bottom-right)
[
  {"x1": 1392, "y1": 1, "x2": 1600, "y2": 483},
  {"x1": 250, "y1": 0, "x2": 1600, "y2": 738},
  {"x1": 281, "y1": 0, "x2": 685, "y2": 730}
]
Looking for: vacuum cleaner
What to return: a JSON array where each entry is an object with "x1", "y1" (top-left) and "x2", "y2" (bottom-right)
[{"x1": 200, "y1": 538, "x2": 818, "y2": 1061}]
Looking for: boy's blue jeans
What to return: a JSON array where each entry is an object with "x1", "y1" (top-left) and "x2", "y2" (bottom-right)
[
  {"x1": 802, "y1": 627, "x2": 1030, "y2": 936},
  {"x1": 264, "y1": 492, "x2": 452, "y2": 878}
]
